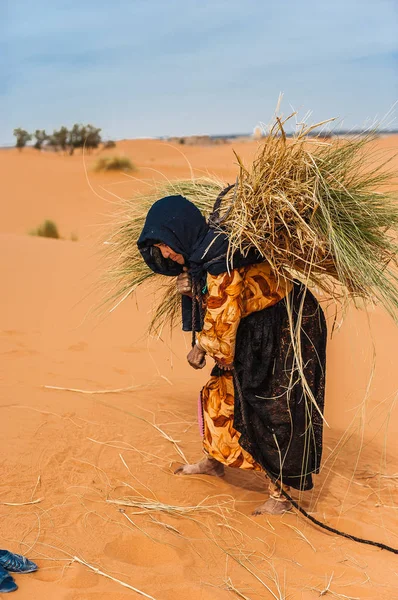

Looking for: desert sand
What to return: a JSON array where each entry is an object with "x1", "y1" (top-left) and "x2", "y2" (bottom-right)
[{"x1": 0, "y1": 137, "x2": 397, "y2": 599}]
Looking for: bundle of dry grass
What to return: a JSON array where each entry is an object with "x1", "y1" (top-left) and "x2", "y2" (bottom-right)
[
  {"x1": 221, "y1": 117, "x2": 398, "y2": 316},
  {"x1": 103, "y1": 113, "x2": 398, "y2": 333}
]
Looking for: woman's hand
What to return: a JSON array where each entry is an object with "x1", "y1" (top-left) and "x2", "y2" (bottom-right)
[
  {"x1": 216, "y1": 362, "x2": 234, "y2": 371},
  {"x1": 187, "y1": 345, "x2": 206, "y2": 369},
  {"x1": 176, "y1": 267, "x2": 192, "y2": 297}
]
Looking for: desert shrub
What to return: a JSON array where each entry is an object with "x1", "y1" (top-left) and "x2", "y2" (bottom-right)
[
  {"x1": 13, "y1": 128, "x2": 32, "y2": 150},
  {"x1": 94, "y1": 156, "x2": 135, "y2": 172},
  {"x1": 33, "y1": 129, "x2": 49, "y2": 150},
  {"x1": 46, "y1": 124, "x2": 102, "y2": 154},
  {"x1": 67, "y1": 123, "x2": 102, "y2": 155},
  {"x1": 12, "y1": 123, "x2": 103, "y2": 153},
  {"x1": 47, "y1": 126, "x2": 69, "y2": 152},
  {"x1": 103, "y1": 140, "x2": 116, "y2": 149},
  {"x1": 30, "y1": 219, "x2": 60, "y2": 239}
]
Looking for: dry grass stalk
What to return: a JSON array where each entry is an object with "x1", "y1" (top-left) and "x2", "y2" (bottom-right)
[
  {"x1": 132, "y1": 405, "x2": 188, "y2": 462},
  {"x1": 149, "y1": 515, "x2": 182, "y2": 535},
  {"x1": 226, "y1": 554, "x2": 285, "y2": 600},
  {"x1": 283, "y1": 522, "x2": 317, "y2": 552},
  {"x1": 30, "y1": 475, "x2": 41, "y2": 501},
  {"x1": 72, "y1": 555, "x2": 157, "y2": 599},
  {"x1": 205, "y1": 527, "x2": 286, "y2": 600},
  {"x1": 224, "y1": 577, "x2": 254, "y2": 600},
  {"x1": 308, "y1": 572, "x2": 360, "y2": 600},
  {"x1": 44, "y1": 383, "x2": 143, "y2": 394},
  {"x1": 106, "y1": 495, "x2": 234, "y2": 518},
  {"x1": 87, "y1": 437, "x2": 143, "y2": 451},
  {"x1": 318, "y1": 573, "x2": 334, "y2": 597},
  {"x1": 356, "y1": 470, "x2": 398, "y2": 480},
  {"x1": 0, "y1": 498, "x2": 43, "y2": 506},
  {"x1": 118, "y1": 509, "x2": 178, "y2": 549}
]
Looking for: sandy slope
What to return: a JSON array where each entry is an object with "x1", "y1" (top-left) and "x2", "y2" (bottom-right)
[{"x1": 0, "y1": 138, "x2": 397, "y2": 599}]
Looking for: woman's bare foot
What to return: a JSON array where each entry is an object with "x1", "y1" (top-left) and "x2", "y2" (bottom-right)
[
  {"x1": 252, "y1": 497, "x2": 292, "y2": 515},
  {"x1": 174, "y1": 457, "x2": 225, "y2": 477}
]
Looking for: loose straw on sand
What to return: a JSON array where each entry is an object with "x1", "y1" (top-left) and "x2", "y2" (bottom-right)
[
  {"x1": 72, "y1": 556, "x2": 157, "y2": 599},
  {"x1": 44, "y1": 382, "x2": 188, "y2": 463},
  {"x1": 0, "y1": 498, "x2": 43, "y2": 506},
  {"x1": 107, "y1": 496, "x2": 234, "y2": 517},
  {"x1": 44, "y1": 384, "x2": 143, "y2": 395},
  {"x1": 224, "y1": 577, "x2": 254, "y2": 600}
]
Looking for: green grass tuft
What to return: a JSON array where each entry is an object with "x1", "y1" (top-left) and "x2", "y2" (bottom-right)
[
  {"x1": 30, "y1": 219, "x2": 60, "y2": 239},
  {"x1": 94, "y1": 155, "x2": 135, "y2": 172}
]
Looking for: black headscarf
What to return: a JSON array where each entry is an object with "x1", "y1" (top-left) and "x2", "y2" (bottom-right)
[
  {"x1": 137, "y1": 195, "x2": 262, "y2": 331},
  {"x1": 137, "y1": 195, "x2": 208, "y2": 278}
]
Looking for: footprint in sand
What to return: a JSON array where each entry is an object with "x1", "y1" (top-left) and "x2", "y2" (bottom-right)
[
  {"x1": 36, "y1": 562, "x2": 97, "y2": 588},
  {"x1": 119, "y1": 346, "x2": 141, "y2": 354},
  {"x1": 104, "y1": 535, "x2": 183, "y2": 568},
  {"x1": 68, "y1": 342, "x2": 88, "y2": 352},
  {"x1": 2, "y1": 348, "x2": 38, "y2": 357},
  {"x1": 114, "y1": 367, "x2": 128, "y2": 375},
  {"x1": 1, "y1": 331, "x2": 37, "y2": 356},
  {"x1": 1, "y1": 330, "x2": 24, "y2": 337}
]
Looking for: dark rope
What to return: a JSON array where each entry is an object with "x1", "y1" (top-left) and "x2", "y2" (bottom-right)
[
  {"x1": 191, "y1": 281, "x2": 197, "y2": 348},
  {"x1": 231, "y1": 368, "x2": 398, "y2": 555},
  {"x1": 191, "y1": 278, "x2": 204, "y2": 348},
  {"x1": 279, "y1": 487, "x2": 398, "y2": 554},
  {"x1": 208, "y1": 180, "x2": 238, "y2": 227}
]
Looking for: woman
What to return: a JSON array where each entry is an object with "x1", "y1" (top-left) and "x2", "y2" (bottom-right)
[{"x1": 138, "y1": 195, "x2": 327, "y2": 515}]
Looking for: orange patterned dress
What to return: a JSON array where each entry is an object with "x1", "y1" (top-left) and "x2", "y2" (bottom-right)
[{"x1": 197, "y1": 263, "x2": 292, "y2": 470}]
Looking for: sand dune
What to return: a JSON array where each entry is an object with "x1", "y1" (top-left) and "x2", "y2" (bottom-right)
[{"x1": 0, "y1": 138, "x2": 397, "y2": 599}]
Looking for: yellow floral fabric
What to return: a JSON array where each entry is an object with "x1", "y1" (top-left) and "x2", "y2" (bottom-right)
[
  {"x1": 197, "y1": 262, "x2": 292, "y2": 469},
  {"x1": 197, "y1": 262, "x2": 292, "y2": 366},
  {"x1": 201, "y1": 371, "x2": 262, "y2": 469}
]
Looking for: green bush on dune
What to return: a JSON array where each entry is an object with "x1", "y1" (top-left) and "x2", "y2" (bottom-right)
[
  {"x1": 29, "y1": 220, "x2": 79, "y2": 241},
  {"x1": 30, "y1": 219, "x2": 60, "y2": 239},
  {"x1": 94, "y1": 155, "x2": 135, "y2": 172}
]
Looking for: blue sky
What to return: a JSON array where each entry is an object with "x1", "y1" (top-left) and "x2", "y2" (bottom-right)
[{"x1": 2, "y1": 0, "x2": 397, "y2": 145}]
